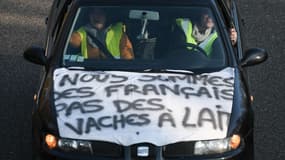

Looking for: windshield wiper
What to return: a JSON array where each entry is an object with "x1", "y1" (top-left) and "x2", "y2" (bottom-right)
[
  {"x1": 142, "y1": 67, "x2": 226, "y2": 74},
  {"x1": 142, "y1": 69, "x2": 194, "y2": 74}
]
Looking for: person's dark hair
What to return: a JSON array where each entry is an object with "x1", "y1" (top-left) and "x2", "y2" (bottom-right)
[
  {"x1": 88, "y1": 8, "x2": 112, "y2": 26},
  {"x1": 88, "y1": 8, "x2": 106, "y2": 16},
  {"x1": 193, "y1": 9, "x2": 211, "y2": 23}
]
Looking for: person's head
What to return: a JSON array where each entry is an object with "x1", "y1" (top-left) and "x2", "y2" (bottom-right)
[
  {"x1": 89, "y1": 8, "x2": 107, "y2": 30},
  {"x1": 199, "y1": 12, "x2": 214, "y2": 29}
]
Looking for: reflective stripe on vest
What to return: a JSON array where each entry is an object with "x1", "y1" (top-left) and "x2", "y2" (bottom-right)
[
  {"x1": 176, "y1": 18, "x2": 197, "y2": 45},
  {"x1": 105, "y1": 22, "x2": 123, "y2": 59},
  {"x1": 77, "y1": 27, "x2": 88, "y2": 58},
  {"x1": 176, "y1": 19, "x2": 218, "y2": 56},
  {"x1": 77, "y1": 23, "x2": 123, "y2": 59}
]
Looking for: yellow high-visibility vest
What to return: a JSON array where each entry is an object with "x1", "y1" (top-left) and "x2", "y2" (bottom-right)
[
  {"x1": 77, "y1": 22, "x2": 124, "y2": 59},
  {"x1": 176, "y1": 18, "x2": 218, "y2": 56}
]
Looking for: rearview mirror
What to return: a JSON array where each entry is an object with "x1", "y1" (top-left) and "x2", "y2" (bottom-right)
[
  {"x1": 129, "y1": 10, "x2": 160, "y2": 40},
  {"x1": 129, "y1": 10, "x2": 159, "y2": 21},
  {"x1": 23, "y1": 46, "x2": 47, "y2": 66},
  {"x1": 241, "y1": 48, "x2": 268, "y2": 67}
]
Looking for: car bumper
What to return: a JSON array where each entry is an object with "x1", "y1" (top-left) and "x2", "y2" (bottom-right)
[{"x1": 39, "y1": 140, "x2": 248, "y2": 160}]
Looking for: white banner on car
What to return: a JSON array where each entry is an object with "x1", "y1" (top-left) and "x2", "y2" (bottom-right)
[{"x1": 53, "y1": 67, "x2": 235, "y2": 146}]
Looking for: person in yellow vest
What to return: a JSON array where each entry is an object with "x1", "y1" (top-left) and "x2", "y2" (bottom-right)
[
  {"x1": 70, "y1": 8, "x2": 134, "y2": 59},
  {"x1": 176, "y1": 13, "x2": 237, "y2": 57}
]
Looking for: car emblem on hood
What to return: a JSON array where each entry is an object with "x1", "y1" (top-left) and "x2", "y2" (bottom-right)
[{"x1": 137, "y1": 146, "x2": 149, "y2": 157}]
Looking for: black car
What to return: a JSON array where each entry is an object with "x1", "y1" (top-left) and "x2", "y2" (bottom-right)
[{"x1": 24, "y1": 0, "x2": 268, "y2": 159}]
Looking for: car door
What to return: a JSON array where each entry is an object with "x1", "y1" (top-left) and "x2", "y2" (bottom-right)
[
  {"x1": 45, "y1": 0, "x2": 62, "y2": 57},
  {"x1": 46, "y1": 0, "x2": 72, "y2": 58},
  {"x1": 35, "y1": 0, "x2": 73, "y2": 109},
  {"x1": 230, "y1": 0, "x2": 245, "y2": 60}
]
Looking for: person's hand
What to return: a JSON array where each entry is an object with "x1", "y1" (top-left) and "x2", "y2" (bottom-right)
[
  {"x1": 229, "y1": 27, "x2": 237, "y2": 46},
  {"x1": 70, "y1": 32, "x2": 82, "y2": 47}
]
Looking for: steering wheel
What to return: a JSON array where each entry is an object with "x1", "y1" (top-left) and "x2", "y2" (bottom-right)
[{"x1": 185, "y1": 43, "x2": 208, "y2": 57}]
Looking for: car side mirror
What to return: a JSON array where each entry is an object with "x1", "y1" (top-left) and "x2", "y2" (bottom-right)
[
  {"x1": 23, "y1": 46, "x2": 47, "y2": 66},
  {"x1": 240, "y1": 48, "x2": 268, "y2": 67}
]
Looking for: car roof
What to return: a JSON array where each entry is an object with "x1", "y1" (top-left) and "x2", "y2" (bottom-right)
[
  {"x1": 68, "y1": 0, "x2": 232, "y2": 18},
  {"x1": 71, "y1": 0, "x2": 215, "y2": 6},
  {"x1": 59, "y1": 0, "x2": 233, "y2": 9},
  {"x1": 69, "y1": 0, "x2": 233, "y2": 25}
]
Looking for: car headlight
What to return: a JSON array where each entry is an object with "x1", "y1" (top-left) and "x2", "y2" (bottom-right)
[
  {"x1": 45, "y1": 134, "x2": 92, "y2": 153},
  {"x1": 194, "y1": 134, "x2": 241, "y2": 155},
  {"x1": 45, "y1": 134, "x2": 57, "y2": 149}
]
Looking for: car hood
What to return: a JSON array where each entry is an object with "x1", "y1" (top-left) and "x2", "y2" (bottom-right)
[{"x1": 53, "y1": 67, "x2": 235, "y2": 146}]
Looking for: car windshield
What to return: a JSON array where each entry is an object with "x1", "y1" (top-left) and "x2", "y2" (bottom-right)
[{"x1": 63, "y1": 6, "x2": 227, "y2": 71}]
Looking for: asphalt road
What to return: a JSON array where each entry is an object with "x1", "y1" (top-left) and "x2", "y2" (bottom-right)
[{"x1": 0, "y1": 0, "x2": 284, "y2": 160}]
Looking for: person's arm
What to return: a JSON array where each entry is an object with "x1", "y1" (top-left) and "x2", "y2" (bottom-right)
[
  {"x1": 70, "y1": 32, "x2": 82, "y2": 48},
  {"x1": 119, "y1": 33, "x2": 134, "y2": 59}
]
